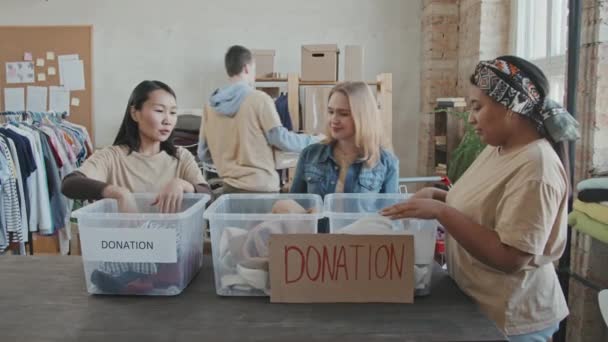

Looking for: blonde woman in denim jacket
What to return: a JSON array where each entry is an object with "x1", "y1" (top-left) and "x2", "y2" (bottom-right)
[{"x1": 290, "y1": 81, "x2": 399, "y2": 208}]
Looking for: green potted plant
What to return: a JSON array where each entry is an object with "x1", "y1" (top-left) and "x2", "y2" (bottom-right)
[{"x1": 447, "y1": 111, "x2": 486, "y2": 183}]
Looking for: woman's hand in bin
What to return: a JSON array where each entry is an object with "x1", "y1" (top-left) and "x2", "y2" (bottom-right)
[
  {"x1": 412, "y1": 187, "x2": 448, "y2": 202},
  {"x1": 102, "y1": 185, "x2": 138, "y2": 213},
  {"x1": 117, "y1": 192, "x2": 138, "y2": 214},
  {"x1": 381, "y1": 198, "x2": 446, "y2": 220},
  {"x1": 152, "y1": 178, "x2": 193, "y2": 213}
]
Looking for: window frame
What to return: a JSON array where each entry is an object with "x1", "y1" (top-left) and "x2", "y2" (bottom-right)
[{"x1": 510, "y1": 0, "x2": 568, "y2": 103}]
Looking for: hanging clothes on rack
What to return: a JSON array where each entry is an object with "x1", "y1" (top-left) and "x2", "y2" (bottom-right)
[
  {"x1": 0, "y1": 135, "x2": 24, "y2": 254},
  {"x1": 0, "y1": 111, "x2": 93, "y2": 255}
]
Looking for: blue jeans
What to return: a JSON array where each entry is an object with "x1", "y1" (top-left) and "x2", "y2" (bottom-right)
[{"x1": 508, "y1": 323, "x2": 559, "y2": 342}]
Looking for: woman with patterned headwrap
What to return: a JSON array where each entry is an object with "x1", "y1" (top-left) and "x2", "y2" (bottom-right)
[{"x1": 381, "y1": 56, "x2": 579, "y2": 341}]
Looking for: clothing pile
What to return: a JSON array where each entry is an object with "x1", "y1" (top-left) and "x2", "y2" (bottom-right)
[
  {"x1": 217, "y1": 200, "x2": 316, "y2": 295},
  {"x1": 0, "y1": 112, "x2": 92, "y2": 254},
  {"x1": 569, "y1": 177, "x2": 608, "y2": 243},
  {"x1": 89, "y1": 221, "x2": 203, "y2": 295},
  {"x1": 335, "y1": 216, "x2": 434, "y2": 295},
  {"x1": 216, "y1": 199, "x2": 433, "y2": 296}
]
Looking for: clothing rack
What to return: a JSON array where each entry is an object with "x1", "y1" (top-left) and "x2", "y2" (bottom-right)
[
  {"x1": 0, "y1": 111, "x2": 68, "y2": 119},
  {"x1": 0, "y1": 111, "x2": 92, "y2": 255}
]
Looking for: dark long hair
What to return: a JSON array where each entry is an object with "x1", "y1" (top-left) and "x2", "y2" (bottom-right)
[
  {"x1": 470, "y1": 55, "x2": 571, "y2": 185},
  {"x1": 113, "y1": 80, "x2": 178, "y2": 158}
]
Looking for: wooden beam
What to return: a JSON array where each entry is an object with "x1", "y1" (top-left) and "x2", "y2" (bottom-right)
[
  {"x1": 377, "y1": 73, "x2": 393, "y2": 150},
  {"x1": 287, "y1": 73, "x2": 300, "y2": 131}
]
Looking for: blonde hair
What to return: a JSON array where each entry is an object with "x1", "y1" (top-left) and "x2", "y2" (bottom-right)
[{"x1": 324, "y1": 81, "x2": 385, "y2": 167}]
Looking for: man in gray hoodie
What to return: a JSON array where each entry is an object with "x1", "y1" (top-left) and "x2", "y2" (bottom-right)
[{"x1": 198, "y1": 45, "x2": 320, "y2": 193}]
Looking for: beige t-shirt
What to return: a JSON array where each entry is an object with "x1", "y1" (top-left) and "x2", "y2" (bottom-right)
[
  {"x1": 78, "y1": 145, "x2": 206, "y2": 193},
  {"x1": 201, "y1": 90, "x2": 282, "y2": 192},
  {"x1": 445, "y1": 139, "x2": 569, "y2": 335}
]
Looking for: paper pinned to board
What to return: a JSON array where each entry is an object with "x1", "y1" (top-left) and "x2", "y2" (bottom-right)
[
  {"x1": 60, "y1": 59, "x2": 85, "y2": 91},
  {"x1": 57, "y1": 54, "x2": 79, "y2": 86},
  {"x1": 46, "y1": 51, "x2": 55, "y2": 60},
  {"x1": 24, "y1": 52, "x2": 33, "y2": 61},
  {"x1": 37, "y1": 73, "x2": 46, "y2": 82},
  {"x1": 26, "y1": 86, "x2": 48, "y2": 112},
  {"x1": 71, "y1": 97, "x2": 80, "y2": 107},
  {"x1": 5, "y1": 62, "x2": 35, "y2": 84},
  {"x1": 36, "y1": 58, "x2": 45, "y2": 67},
  {"x1": 3, "y1": 87, "x2": 25, "y2": 111},
  {"x1": 48, "y1": 67, "x2": 56, "y2": 76},
  {"x1": 49, "y1": 86, "x2": 70, "y2": 116}
]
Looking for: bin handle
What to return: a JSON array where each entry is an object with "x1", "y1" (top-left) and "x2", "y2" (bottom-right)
[{"x1": 398, "y1": 176, "x2": 453, "y2": 189}]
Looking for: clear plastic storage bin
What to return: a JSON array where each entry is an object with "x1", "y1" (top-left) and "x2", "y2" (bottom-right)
[
  {"x1": 204, "y1": 194, "x2": 323, "y2": 296},
  {"x1": 324, "y1": 193, "x2": 438, "y2": 296},
  {"x1": 72, "y1": 193, "x2": 210, "y2": 296}
]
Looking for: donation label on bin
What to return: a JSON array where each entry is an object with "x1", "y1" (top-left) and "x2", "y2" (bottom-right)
[{"x1": 80, "y1": 228, "x2": 177, "y2": 263}]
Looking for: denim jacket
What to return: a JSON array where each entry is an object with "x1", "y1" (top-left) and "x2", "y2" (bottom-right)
[{"x1": 290, "y1": 143, "x2": 399, "y2": 197}]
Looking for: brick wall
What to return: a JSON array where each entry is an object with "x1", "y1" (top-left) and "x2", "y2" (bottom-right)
[
  {"x1": 568, "y1": 231, "x2": 608, "y2": 341},
  {"x1": 569, "y1": 1, "x2": 608, "y2": 341},
  {"x1": 575, "y1": 0, "x2": 608, "y2": 183},
  {"x1": 418, "y1": 0, "x2": 460, "y2": 177},
  {"x1": 457, "y1": 0, "x2": 510, "y2": 96},
  {"x1": 419, "y1": 1, "x2": 608, "y2": 340},
  {"x1": 418, "y1": 0, "x2": 510, "y2": 176}
]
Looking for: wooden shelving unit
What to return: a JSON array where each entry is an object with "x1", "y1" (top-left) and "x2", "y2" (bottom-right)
[{"x1": 431, "y1": 100, "x2": 466, "y2": 177}]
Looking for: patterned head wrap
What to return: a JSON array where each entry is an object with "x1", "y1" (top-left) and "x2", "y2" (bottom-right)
[{"x1": 472, "y1": 58, "x2": 580, "y2": 142}]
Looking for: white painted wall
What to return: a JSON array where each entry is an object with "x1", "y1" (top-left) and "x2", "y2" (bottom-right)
[{"x1": 0, "y1": 0, "x2": 422, "y2": 176}]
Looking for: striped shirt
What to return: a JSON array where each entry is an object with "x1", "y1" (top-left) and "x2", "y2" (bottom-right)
[{"x1": 0, "y1": 138, "x2": 23, "y2": 252}]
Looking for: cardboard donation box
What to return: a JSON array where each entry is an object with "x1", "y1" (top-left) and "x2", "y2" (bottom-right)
[
  {"x1": 269, "y1": 234, "x2": 415, "y2": 303},
  {"x1": 252, "y1": 49, "x2": 275, "y2": 78},
  {"x1": 301, "y1": 44, "x2": 339, "y2": 82}
]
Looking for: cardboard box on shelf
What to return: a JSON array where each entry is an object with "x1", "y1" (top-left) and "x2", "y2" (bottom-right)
[
  {"x1": 252, "y1": 49, "x2": 275, "y2": 78},
  {"x1": 301, "y1": 44, "x2": 339, "y2": 82}
]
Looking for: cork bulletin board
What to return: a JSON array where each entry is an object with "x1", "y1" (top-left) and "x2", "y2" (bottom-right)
[{"x1": 0, "y1": 25, "x2": 94, "y2": 143}]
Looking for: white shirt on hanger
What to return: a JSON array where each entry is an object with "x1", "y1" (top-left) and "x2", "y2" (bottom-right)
[{"x1": 16, "y1": 125, "x2": 53, "y2": 233}]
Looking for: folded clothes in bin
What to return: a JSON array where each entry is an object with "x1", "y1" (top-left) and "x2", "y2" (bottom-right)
[
  {"x1": 217, "y1": 200, "x2": 312, "y2": 294},
  {"x1": 336, "y1": 216, "x2": 432, "y2": 293},
  {"x1": 89, "y1": 220, "x2": 199, "y2": 295},
  {"x1": 219, "y1": 223, "x2": 314, "y2": 293},
  {"x1": 91, "y1": 263, "x2": 182, "y2": 294},
  {"x1": 74, "y1": 193, "x2": 209, "y2": 296},
  {"x1": 205, "y1": 194, "x2": 323, "y2": 296}
]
